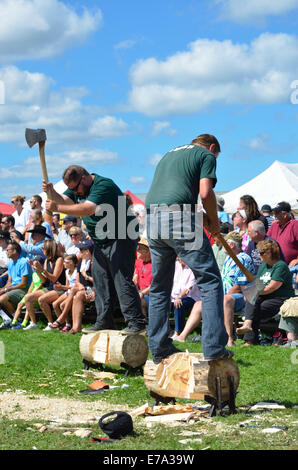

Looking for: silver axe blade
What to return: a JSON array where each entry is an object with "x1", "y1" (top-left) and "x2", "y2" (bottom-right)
[
  {"x1": 241, "y1": 277, "x2": 266, "y2": 305},
  {"x1": 25, "y1": 128, "x2": 47, "y2": 148}
]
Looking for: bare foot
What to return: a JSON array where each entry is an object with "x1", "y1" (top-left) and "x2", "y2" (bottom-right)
[
  {"x1": 236, "y1": 324, "x2": 253, "y2": 335},
  {"x1": 174, "y1": 335, "x2": 185, "y2": 343},
  {"x1": 242, "y1": 341, "x2": 255, "y2": 347},
  {"x1": 227, "y1": 340, "x2": 235, "y2": 347}
]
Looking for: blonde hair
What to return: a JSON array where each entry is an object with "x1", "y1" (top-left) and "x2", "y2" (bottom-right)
[
  {"x1": 256, "y1": 239, "x2": 280, "y2": 261},
  {"x1": 225, "y1": 231, "x2": 243, "y2": 250},
  {"x1": 12, "y1": 195, "x2": 26, "y2": 204},
  {"x1": 43, "y1": 239, "x2": 62, "y2": 261},
  {"x1": 69, "y1": 226, "x2": 83, "y2": 236}
]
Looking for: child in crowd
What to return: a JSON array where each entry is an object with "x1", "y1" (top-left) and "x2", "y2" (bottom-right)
[
  {"x1": 11, "y1": 256, "x2": 46, "y2": 329},
  {"x1": 51, "y1": 254, "x2": 78, "y2": 332},
  {"x1": 133, "y1": 237, "x2": 152, "y2": 319}
]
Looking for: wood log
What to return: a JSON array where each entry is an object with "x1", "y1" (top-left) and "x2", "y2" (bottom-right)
[
  {"x1": 143, "y1": 352, "x2": 240, "y2": 402},
  {"x1": 79, "y1": 330, "x2": 149, "y2": 369}
]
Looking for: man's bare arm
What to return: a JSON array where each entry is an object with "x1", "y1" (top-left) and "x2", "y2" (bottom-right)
[{"x1": 200, "y1": 178, "x2": 220, "y2": 236}]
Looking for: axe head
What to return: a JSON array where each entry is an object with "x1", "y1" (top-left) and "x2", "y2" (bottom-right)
[
  {"x1": 25, "y1": 128, "x2": 47, "y2": 148},
  {"x1": 241, "y1": 278, "x2": 265, "y2": 305}
]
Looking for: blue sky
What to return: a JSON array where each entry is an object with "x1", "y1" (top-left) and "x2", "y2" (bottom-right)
[{"x1": 0, "y1": 0, "x2": 298, "y2": 203}]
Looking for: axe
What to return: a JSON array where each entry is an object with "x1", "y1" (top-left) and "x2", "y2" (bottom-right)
[
  {"x1": 216, "y1": 233, "x2": 265, "y2": 304},
  {"x1": 25, "y1": 128, "x2": 52, "y2": 216}
]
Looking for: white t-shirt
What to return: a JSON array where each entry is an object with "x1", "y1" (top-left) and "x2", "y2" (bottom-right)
[
  {"x1": 13, "y1": 207, "x2": 31, "y2": 233},
  {"x1": 0, "y1": 247, "x2": 9, "y2": 268}
]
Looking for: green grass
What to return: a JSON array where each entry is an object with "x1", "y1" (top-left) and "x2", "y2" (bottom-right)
[{"x1": 0, "y1": 326, "x2": 297, "y2": 450}]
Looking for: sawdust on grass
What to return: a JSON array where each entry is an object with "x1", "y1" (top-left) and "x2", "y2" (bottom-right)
[{"x1": 0, "y1": 391, "x2": 129, "y2": 424}]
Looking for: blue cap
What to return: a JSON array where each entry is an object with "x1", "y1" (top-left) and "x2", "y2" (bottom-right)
[{"x1": 76, "y1": 240, "x2": 94, "y2": 252}]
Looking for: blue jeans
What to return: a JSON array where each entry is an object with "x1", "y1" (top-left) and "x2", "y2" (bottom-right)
[
  {"x1": 172, "y1": 296, "x2": 195, "y2": 334},
  {"x1": 229, "y1": 293, "x2": 246, "y2": 312},
  {"x1": 147, "y1": 210, "x2": 228, "y2": 362}
]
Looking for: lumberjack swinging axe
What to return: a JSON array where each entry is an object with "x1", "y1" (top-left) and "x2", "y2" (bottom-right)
[{"x1": 25, "y1": 128, "x2": 52, "y2": 216}]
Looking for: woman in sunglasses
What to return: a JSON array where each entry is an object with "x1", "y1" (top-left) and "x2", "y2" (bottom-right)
[{"x1": 236, "y1": 239, "x2": 295, "y2": 345}]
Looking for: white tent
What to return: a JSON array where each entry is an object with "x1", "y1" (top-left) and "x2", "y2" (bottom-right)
[
  {"x1": 23, "y1": 180, "x2": 67, "y2": 210},
  {"x1": 222, "y1": 160, "x2": 298, "y2": 214}
]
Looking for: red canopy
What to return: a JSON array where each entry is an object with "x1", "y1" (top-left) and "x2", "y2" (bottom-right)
[
  {"x1": 124, "y1": 190, "x2": 145, "y2": 206},
  {"x1": 0, "y1": 202, "x2": 14, "y2": 215}
]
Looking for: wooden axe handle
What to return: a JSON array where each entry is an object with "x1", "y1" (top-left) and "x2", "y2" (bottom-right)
[
  {"x1": 216, "y1": 233, "x2": 255, "y2": 283},
  {"x1": 38, "y1": 141, "x2": 52, "y2": 216}
]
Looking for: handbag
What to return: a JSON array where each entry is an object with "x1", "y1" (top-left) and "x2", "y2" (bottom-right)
[{"x1": 280, "y1": 297, "x2": 298, "y2": 318}]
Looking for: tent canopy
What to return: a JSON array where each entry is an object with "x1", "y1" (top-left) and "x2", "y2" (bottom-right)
[
  {"x1": 124, "y1": 190, "x2": 144, "y2": 206},
  {"x1": 0, "y1": 202, "x2": 15, "y2": 215},
  {"x1": 222, "y1": 161, "x2": 298, "y2": 214}
]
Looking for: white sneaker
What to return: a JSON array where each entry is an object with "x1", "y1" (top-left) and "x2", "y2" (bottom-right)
[
  {"x1": 23, "y1": 322, "x2": 39, "y2": 331},
  {"x1": 43, "y1": 323, "x2": 54, "y2": 331}
]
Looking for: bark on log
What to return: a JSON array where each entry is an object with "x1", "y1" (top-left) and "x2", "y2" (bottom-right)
[
  {"x1": 144, "y1": 352, "x2": 240, "y2": 401},
  {"x1": 80, "y1": 330, "x2": 149, "y2": 368}
]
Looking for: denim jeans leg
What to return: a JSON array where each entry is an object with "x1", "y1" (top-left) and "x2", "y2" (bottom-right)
[
  {"x1": 147, "y1": 238, "x2": 178, "y2": 362},
  {"x1": 175, "y1": 232, "x2": 228, "y2": 359},
  {"x1": 173, "y1": 297, "x2": 195, "y2": 334}
]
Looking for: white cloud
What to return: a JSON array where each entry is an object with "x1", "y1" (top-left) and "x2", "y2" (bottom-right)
[
  {"x1": 0, "y1": 0, "x2": 102, "y2": 61},
  {"x1": 216, "y1": 0, "x2": 298, "y2": 23},
  {"x1": 129, "y1": 176, "x2": 146, "y2": 184},
  {"x1": 129, "y1": 33, "x2": 298, "y2": 117},
  {"x1": 0, "y1": 66, "x2": 131, "y2": 145},
  {"x1": 114, "y1": 39, "x2": 136, "y2": 50},
  {"x1": 149, "y1": 153, "x2": 163, "y2": 166},
  {"x1": 0, "y1": 149, "x2": 119, "y2": 181},
  {"x1": 89, "y1": 116, "x2": 131, "y2": 139},
  {"x1": 244, "y1": 133, "x2": 297, "y2": 154},
  {"x1": 150, "y1": 121, "x2": 177, "y2": 137}
]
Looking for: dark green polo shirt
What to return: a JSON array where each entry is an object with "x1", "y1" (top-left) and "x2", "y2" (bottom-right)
[
  {"x1": 64, "y1": 174, "x2": 137, "y2": 246},
  {"x1": 145, "y1": 144, "x2": 217, "y2": 208}
]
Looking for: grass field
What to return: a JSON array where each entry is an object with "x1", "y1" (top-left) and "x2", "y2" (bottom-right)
[{"x1": 0, "y1": 323, "x2": 297, "y2": 451}]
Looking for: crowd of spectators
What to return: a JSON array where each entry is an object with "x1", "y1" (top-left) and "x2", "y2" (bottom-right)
[
  {"x1": 0, "y1": 192, "x2": 297, "y2": 347},
  {"x1": 0, "y1": 194, "x2": 95, "y2": 334}
]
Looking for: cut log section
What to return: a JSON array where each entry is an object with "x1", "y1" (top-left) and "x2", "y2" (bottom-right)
[
  {"x1": 79, "y1": 330, "x2": 149, "y2": 369},
  {"x1": 144, "y1": 352, "x2": 240, "y2": 402}
]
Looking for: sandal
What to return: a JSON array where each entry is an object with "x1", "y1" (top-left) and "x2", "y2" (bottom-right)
[
  {"x1": 51, "y1": 320, "x2": 64, "y2": 330},
  {"x1": 61, "y1": 324, "x2": 72, "y2": 333}
]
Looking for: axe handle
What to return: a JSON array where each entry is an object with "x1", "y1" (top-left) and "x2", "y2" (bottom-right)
[
  {"x1": 216, "y1": 233, "x2": 255, "y2": 283},
  {"x1": 38, "y1": 141, "x2": 52, "y2": 216}
]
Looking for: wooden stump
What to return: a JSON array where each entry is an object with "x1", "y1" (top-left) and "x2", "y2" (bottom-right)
[
  {"x1": 144, "y1": 352, "x2": 240, "y2": 402},
  {"x1": 79, "y1": 330, "x2": 149, "y2": 369}
]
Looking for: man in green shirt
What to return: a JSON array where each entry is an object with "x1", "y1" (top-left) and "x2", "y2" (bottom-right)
[
  {"x1": 145, "y1": 134, "x2": 231, "y2": 364},
  {"x1": 43, "y1": 165, "x2": 146, "y2": 335}
]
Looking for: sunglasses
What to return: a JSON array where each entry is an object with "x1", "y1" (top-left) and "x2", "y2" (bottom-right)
[{"x1": 69, "y1": 175, "x2": 83, "y2": 193}]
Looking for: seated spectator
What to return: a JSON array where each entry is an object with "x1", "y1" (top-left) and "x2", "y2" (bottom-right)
[
  {"x1": 236, "y1": 239, "x2": 295, "y2": 345},
  {"x1": 170, "y1": 257, "x2": 201, "y2": 338},
  {"x1": 233, "y1": 210, "x2": 249, "y2": 252},
  {"x1": 260, "y1": 204, "x2": 274, "y2": 230},
  {"x1": 267, "y1": 202, "x2": 298, "y2": 268},
  {"x1": 133, "y1": 237, "x2": 152, "y2": 318},
  {"x1": 25, "y1": 209, "x2": 53, "y2": 242},
  {"x1": 51, "y1": 213, "x2": 61, "y2": 239},
  {"x1": 0, "y1": 241, "x2": 32, "y2": 329},
  {"x1": 246, "y1": 220, "x2": 285, "y2": 271},
  {"x1": 212, "y1": 222, "x2": 233, "y2": 272},
  {"x1": 136, "y1": 208, "x2": 147, "y2": 238},
  {"x1": 66, "y1": 226, "x2": 84, "y2": 258},
  {"x1": 221, "y1": 232, "x2": 255, "y2": 347},
  {"x1": 17, "y1": 225, "x2": 50, "y2": 261},
  {"x1": 11, "y1": 195, "x2": 31, "y2": 235},
  {"x1": 57, "y1": 215, "x2": 78, "y2": 252},
  {"x1": 29, "y1": 195, "x2": 43, "y2": 212},
  {"x1": 23, "y1": 240, "x2": 65, "y2": 330},
  {"x1": 216, "y1": 196, "x2": 231, "y2": 224},
  {"x1": 1, "y1": 214, "x2": 15, "y2": 233},
  {"x1": 51, "y1": 254, "x2": 78, "y2": 332},
  {"x1": 0, "y1": 230, "x2": 10, "y2": 288},
  {"x1": 238, "y1": 194, "x2": 268, "y2": 232},
  {"x1": 11, "y1": 255, "x2": 47, "y2": 329},
  {"x1": 53, "y1": 241, "x2": 94, "y2": 334},
  {"x1": 173, "y1": 300, "x2": 202, "y2": 343},
  {"x1": 278, "y1": 302, "x2": 298, "y2": 348}
]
